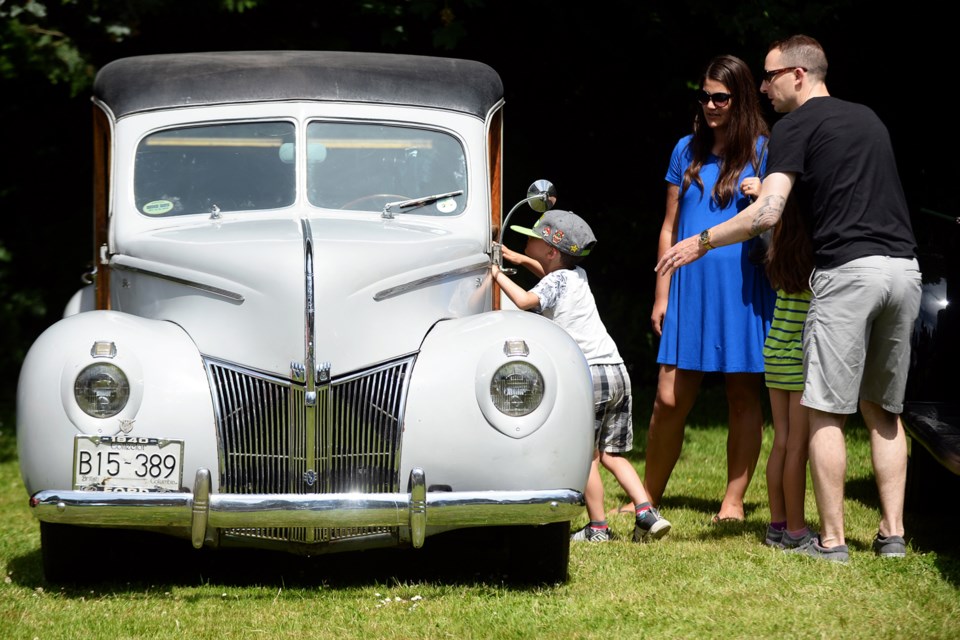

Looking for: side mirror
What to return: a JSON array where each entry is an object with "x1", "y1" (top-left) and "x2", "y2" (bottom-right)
[
  {"x1": 526, "y1": 179, "x2": 557, "y2": 214},
  {"x1": 495, "y1": 180, "x2": 556, "y2": 271}
]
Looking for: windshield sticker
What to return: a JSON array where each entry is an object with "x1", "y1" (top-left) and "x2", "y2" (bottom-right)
[
  {"x1": 143, "y1": 200, "x2": 175, "y2": 215},
  {"x1": 436, "y1": 197, "x2": 457, "y2": 214}
]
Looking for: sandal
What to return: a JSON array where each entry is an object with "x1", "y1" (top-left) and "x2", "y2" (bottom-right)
[{"x1": 711, "y1": 514, "x2": 744, "y2": 525}]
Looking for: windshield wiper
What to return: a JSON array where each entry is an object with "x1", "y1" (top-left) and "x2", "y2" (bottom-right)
[{"x1": 382, "y1": 190, "x2": 464, "y2": 219}]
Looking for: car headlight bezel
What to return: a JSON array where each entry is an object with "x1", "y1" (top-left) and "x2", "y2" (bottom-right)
[{"x1": 475, "y1": 337, "x2": 561, "y2": 439}]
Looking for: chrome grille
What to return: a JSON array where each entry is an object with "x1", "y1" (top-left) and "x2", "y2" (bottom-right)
[{"x1": 205, "y1": 356, "x2": 414, "y2": 545}]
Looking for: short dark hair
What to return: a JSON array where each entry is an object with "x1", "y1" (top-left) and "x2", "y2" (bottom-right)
[
  {"x1": 558, "y1": 252, "x2": 584, "y2": 269},
  {"x1": 770, "y1": 34, "x2": 828, "y2": 79}
]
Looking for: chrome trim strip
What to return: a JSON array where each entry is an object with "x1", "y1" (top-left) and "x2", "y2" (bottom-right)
[
  {"x1": 112, "y1": 263, "x2": 245, "y2": 302},
  {"x1": 373, "y1": 261, "x2": 489, "y2": 301},
  {"x1": 300, "y1": 219, "x2": 318, "y2": 539}
]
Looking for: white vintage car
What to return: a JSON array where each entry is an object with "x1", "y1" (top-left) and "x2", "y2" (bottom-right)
[{"x1": 17, "y1": 51, "x2": 595, "y2": 583}]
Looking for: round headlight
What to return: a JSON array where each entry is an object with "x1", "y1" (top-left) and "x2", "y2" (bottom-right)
[
  {"x1": 74, "y1": 363, "x2": 130, "y2": 418},
  {"x1": 490, "y1": 361, "x2": 544, "y2": 416}
]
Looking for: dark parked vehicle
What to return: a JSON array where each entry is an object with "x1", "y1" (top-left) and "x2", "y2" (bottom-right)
[{"x1": 903, "y1": 208, "x2": 960, "y2": 509}]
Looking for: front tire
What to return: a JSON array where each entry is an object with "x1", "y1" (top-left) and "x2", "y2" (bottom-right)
[
  {"x1": 502, "y1": 521, "x2": 571, "y2": 585},
  {"x1": 40, "y1": 522, "x2": 101, "y2": 583},
  {"x1": 40, "y1": 523, "x2": 191, "y2": 584}
]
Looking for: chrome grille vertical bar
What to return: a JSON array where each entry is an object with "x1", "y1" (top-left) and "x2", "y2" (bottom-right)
[
  {"x1": 224, "y1": 367, "x2": 243, "y2": 492},
  {"x1": 300, "y1": 219, "x2": 318, "y2": 542},
  {"x1": 241, "y1": 374, "x2": 258, "y2": 489},
  {"x1": 290, "y1": 385, "x2": 306, "y2": 491}
]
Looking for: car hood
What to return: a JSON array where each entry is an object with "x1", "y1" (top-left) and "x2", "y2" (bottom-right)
[{"x1": 112, "y1": 216, "x2": 490, "y2": 377}]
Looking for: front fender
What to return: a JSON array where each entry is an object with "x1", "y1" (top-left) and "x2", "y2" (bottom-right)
[
  {"x1": 400, "y1": 310, "x2": 594, "y2": 494},
  {"x1": 17, "y1": 310, "x2": 217, "y2": 496}
]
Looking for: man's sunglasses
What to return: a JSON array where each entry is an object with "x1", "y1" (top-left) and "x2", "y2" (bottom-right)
[
  {"x1": 761, "y1": 66, "x2": 806, "y2": 83},
  {"x1": 697, "y1": 91, "x2": 731, "y2": 107}
]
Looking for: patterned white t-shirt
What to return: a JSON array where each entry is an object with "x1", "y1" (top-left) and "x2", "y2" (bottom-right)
[{"x1": 530, "y1": 266, "x2": 623, "y2": 365}]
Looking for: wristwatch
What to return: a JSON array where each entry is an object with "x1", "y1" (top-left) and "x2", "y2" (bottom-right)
[{"x1": 699, "y1": 229, "x2": 715, "y2": 251}]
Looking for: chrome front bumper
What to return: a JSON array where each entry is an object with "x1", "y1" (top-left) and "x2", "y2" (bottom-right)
[{"x1": 29, "y1": 467, "x2": 584, "y2": 549}]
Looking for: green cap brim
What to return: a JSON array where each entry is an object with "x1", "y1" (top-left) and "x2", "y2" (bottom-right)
[{"x1": 509, "y1": 225, "x2": 539, "y2": 239}]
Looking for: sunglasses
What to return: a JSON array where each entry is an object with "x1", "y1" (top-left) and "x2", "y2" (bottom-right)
[
  {"x1": 697, "y1": 91, "x2": 732, "y2": 107},
  {"x1": 761, "y1": 66, "x2": 805, "y2": 83}
]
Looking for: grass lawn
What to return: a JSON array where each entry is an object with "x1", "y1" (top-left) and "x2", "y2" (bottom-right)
[{"x1": 1, "y1": 391, "x2": 958, "y2": 640}]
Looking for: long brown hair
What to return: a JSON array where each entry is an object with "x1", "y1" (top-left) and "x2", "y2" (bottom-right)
[
  {"x1": 764, "y1": 197, "x2": 814, "y2": 294},
  {"x1": 682, "y1": 54, "x2": 769, "y2": 208}
]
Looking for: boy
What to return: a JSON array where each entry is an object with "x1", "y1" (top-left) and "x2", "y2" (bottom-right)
[{"x1": 493, "y1": 209, "x2": 670, "y2": 543}]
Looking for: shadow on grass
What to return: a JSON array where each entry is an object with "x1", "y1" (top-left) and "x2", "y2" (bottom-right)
[
  {"x1": 6, "y1": 525, "x2": 572, "y2": 595},
  {"x1": 838, "y1": 437, "x2": 960, "y2": 587}
]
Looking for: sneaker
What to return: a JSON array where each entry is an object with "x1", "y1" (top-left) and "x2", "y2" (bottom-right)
[
  {"x1": 786, "y1": 535, "x2": 849, "y2": 563},
  {"x1": 764, "y1": 525, "x2": 785, "y2": 548},
  {"x1": 873, "y1": 533, "x2": 906, "y2": 558},
  {"x1": 781, "y1": 528, "x2": 815, "y2": 550},
  {"x1": 633, "y1": 508, "x2": 672, "y2": 542},
  {"x1": 570, "y1": 524, "x2": 616, "y2": 542}
]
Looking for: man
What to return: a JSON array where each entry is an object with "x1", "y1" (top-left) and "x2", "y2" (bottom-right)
[{"x1": 655, "y1": 35, "x2": 921, "y2": 562}]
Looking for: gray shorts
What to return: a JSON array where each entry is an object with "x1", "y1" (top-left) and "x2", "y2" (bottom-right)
[
  {"x1": 592, "y1": 363, "x2": 633, "y2": 453},
  {"x1": 802, "y1": 256, "x2": 922, "y2": 414}
]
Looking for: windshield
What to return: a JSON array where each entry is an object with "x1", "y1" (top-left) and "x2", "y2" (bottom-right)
[
  {"x1": 134, "y1": 120, "x2": 467, "y2": 218},
  {"x1": 306, "y1": 122, "x2": 467, "y2": 215},
  {"x1": 135, "y1": 122, "x2": 296, "y2": 217}
]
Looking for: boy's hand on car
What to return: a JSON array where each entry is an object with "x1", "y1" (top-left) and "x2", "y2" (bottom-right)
[{"x1": 501, "y1": 245, "x2": 522, "y2": 265}]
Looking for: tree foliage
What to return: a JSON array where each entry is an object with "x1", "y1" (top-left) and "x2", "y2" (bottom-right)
[{"x1": 0, "y1": 0, "x2": 948, "y2": 403}]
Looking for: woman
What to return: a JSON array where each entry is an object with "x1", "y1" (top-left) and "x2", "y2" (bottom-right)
[{"x1": 644, "y1": 54, "x2": 775, "y2": 522}]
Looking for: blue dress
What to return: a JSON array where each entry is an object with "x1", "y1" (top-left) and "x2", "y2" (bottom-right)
[{"x1": 657, "y1": 135, "x2": 775, "y2": 372}]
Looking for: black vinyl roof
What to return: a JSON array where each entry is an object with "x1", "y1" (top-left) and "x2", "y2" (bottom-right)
[{"x1": 93, "y1": 50, "x2": 504, "y2": 119}]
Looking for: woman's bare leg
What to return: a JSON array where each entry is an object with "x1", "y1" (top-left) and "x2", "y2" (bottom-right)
[
  {"x1": 717, "y1": 372, "x2": 765, "y2": 520},
  {"x1": 643, "y1": 365, "x2": 703, "y2": 506}
]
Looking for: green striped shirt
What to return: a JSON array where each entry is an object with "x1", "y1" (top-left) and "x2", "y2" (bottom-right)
[{"x1": 763, "y1": 289, "x2": 812, "y2": 391}]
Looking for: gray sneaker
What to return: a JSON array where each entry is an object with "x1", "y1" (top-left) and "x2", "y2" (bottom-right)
[
  {"x1": 787, "y1": 535, "x2": 849, "y2": 563},
  {"x1": 781, "y1": 528, "x2": 815, "y2": 550},
  {"x1": 633, "y1": 508, "x2": 672, "y2": 542},
  {"x1": 571, "y1": 524, "x2": 616, "y2": 542},
  {"x1": 764, "y1": 525, "x2": 785, "y2": 548},
  {"x1": 873, "y1": 533, "x2": 906, "y2": 558}
]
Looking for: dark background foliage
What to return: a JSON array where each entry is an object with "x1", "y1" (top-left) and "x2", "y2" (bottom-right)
[{"x1": 0, "y1": 1, "x2": 954, "y2": 405}]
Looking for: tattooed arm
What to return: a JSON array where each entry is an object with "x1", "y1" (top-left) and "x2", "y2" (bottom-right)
[{"x1": 654, "y1": 172, "x2": 795, "y2": 276}]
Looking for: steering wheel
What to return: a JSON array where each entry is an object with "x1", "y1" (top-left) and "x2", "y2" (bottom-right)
[{"x1": 341, "y1": 194, "x2": 412, "y2": 211}]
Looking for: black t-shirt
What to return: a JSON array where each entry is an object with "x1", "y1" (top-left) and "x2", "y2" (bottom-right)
[{"x1": 766, "y1": 96, "x2": 917, "y2": 269}]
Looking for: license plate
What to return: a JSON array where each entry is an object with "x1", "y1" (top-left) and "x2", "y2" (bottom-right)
[{"x1": 73, "y1": 435, "x2": 184, "y2": 492}]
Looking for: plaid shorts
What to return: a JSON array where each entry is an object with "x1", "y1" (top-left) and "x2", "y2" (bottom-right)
[{"x1": 591, "y1": 363, "x2": 633, "y2": 453}]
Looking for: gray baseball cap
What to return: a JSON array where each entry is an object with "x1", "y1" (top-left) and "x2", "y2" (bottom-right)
[{"x1": 510, "y1": 209, "x2": 596, "y2": 257}]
